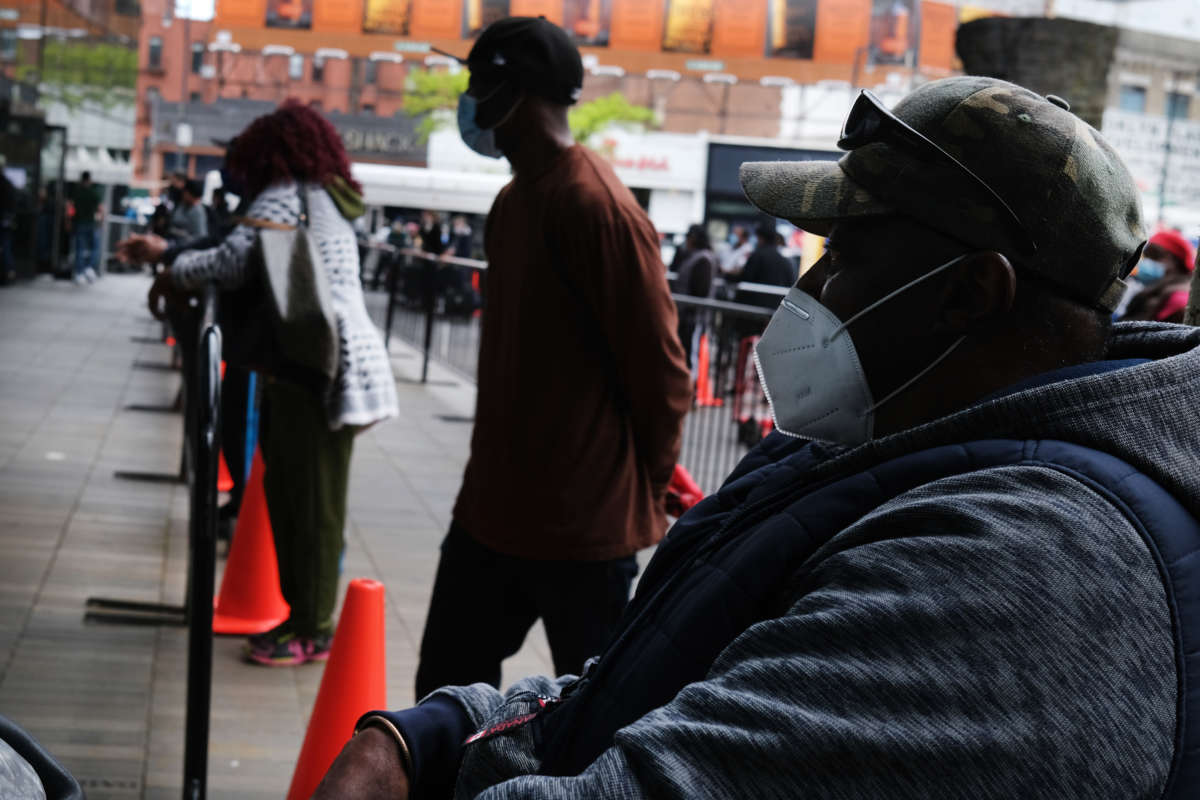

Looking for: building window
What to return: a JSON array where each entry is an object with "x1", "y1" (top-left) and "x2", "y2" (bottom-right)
[
  {"x1": 312, "y1": 58, "x2": 325, "y2": 83},
  {"x1": 189, "y1": 91, "x2": 201, "y2": 102},
  {"x1": 1166, "y1": 91, "x2": 1191, "y2": 121},
  {"x1": 148, "y1": 36, "x2": 163, "y2": 69},
  {"x1": 0, "y1": 28, "x2": 16, "y2": 61},
  {"x1": 191, "y1": 43, "x2": 204, "y2": 74},
  {"x1": 1118, "y1": 85, "x2": 1147, "y2": 113},
  {"x1": 288, "y1": 53, "x2": 304, "y2": 80},
  {"x1": 361, "y1": 103, "x2": 375, "y2": 114},
  {"x1": 364, "y1": 59, "x2": 378, "y2": 85}
]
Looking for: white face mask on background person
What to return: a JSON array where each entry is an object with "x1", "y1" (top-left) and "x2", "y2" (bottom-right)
[{"x1": 753, "y1": 254, "x2": 971, "y2": 448}]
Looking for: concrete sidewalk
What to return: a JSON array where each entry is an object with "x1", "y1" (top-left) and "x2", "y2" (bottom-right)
[{"x1": 0, "y1": 274, "x2": 554, "y2": 798}]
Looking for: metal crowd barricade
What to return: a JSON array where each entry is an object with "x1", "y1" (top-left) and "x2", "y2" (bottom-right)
[
  {"x1": 183, "y1": 283, "x2": 221, "y2": 800},
  {"x1": 370, "y1": 247, "x2": 792, "y2": 493},
  {"x1": 370, "y1": 244, "x2": 488, "y2": 384},
  {"x1": 85, "y1": 284, "x2": 223, "y2": 800},
  {"x1": 669, "y1": 291, "x2": 781, "y2": 491}
]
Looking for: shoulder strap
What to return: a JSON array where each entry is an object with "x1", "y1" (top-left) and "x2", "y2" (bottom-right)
[
  {"x1": 236, "y1": 184, "x2": 309, "y2": 232},
  {"x1": 238, "y1": 217, "x2": 297, "y2": 231}
]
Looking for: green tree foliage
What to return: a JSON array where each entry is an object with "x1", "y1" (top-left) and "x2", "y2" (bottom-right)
[
  {"x1": 401, "y1": 68, "x2": 656, "y2": 145},
  {"x1": 17, "y1": 39, "x2": 137, "y2": 109},
  {"x1": 568, "y1": 92, "x2": 656, "y2": 142},
  {"x1": 402, "y1": 68, "x2": 470, "y2": 143}
]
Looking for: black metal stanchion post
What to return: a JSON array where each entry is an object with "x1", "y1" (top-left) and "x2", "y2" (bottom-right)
[
  {"x1": 383, "y1": 248, "x2": 399, "y2": 350},
  {"x1": 182, "y1": 285, "x2": 221, "y2": 800},
  {"x1": 421, "y1": 256, "x2": 436, "y2": 384}
]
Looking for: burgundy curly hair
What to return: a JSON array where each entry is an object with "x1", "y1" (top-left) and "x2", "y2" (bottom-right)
[{"x1": 225, "y1": 99, "x2": 361, "y2": 198}]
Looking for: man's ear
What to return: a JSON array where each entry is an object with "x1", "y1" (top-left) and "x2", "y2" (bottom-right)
[{"x1": 936, "y1": 252, "x2": 1016, "y2": 333}]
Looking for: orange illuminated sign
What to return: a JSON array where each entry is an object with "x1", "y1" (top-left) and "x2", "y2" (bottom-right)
[
  {"x1": 511, "y1": 0, "x2": 561, "y2": 23},
  {"x1": 363, "y1": 0, "x2": 410, "y2": 33},
  {"x1": 411, "y1": 0, "x2": 464, "y2": 37},
  {"x1": 209, "y1": 0, "x2": 956, "y2": 72},
  {"x1": 711, "y1": 0, "x2": 767, "y2": 57},
  {"x1": 662, "y1": 0, "x2": 713, "y2": 54},
  {"x1": 316, "y1": 0, "x2": 365, "y2": 31},
  {"x1": 919, "y1": 0, "x2": 957, "y2": 72},
  {"x1": 610, "y1": 0, "x2": 664, "y2": 50},
  {"x1": 813, "y1": 0, "x2": 870, "y2": 63},
  {"x1": 215, "y1": 0, "x2": 268, "y2": 28}
]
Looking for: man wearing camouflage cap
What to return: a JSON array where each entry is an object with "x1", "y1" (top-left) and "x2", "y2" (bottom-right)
[{"x1": 316, "y1": 76, "x2": 1200, "y2": 799}]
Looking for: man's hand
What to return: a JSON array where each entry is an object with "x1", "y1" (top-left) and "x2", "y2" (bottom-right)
[
  {"x1": 147, "y1": 269, "x2": 186, "y2": 321},
  {"x1": 117, "y1": 233, "x2": 169, "y2": 264},
  {"x1": 311, "y1": 726, "x2": 410, "y2": 800}
]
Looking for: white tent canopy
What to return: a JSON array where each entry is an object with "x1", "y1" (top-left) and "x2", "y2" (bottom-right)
[{"x1": 351, "y1": 162, "x2": 509, "y2": 215}]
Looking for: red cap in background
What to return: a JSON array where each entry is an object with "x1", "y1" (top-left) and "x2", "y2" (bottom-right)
[{"x1": 1149, "y1": 229, "x2": 1197, "y2": 273}]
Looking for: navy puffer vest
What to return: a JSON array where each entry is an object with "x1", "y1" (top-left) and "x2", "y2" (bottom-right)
[{"x1": 536, "y1": 438, "x2": 1200, "y2": 799}]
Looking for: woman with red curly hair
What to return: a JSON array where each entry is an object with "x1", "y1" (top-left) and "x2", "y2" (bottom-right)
[{"x1": 140, "y1": 100, "x2": 398, "y2": 665}]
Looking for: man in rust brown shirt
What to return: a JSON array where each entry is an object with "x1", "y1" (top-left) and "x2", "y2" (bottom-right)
[{"x1": 415, "y1": 17, "x2": 692, "y2": 698}]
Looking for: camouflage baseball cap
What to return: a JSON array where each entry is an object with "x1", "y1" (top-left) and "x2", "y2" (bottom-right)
[{"x1": 740, "y1": 76, "x2": 1146, "y2": 312}]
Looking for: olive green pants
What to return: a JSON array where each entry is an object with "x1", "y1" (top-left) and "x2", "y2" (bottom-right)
[{"x1": 262, "y1": 380, "x2": 355, "y2": 637}]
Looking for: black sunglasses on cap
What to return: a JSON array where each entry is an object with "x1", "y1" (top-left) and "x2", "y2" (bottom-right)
[{"x1": 838, "y1": 90, "x2": 1038, "y2": 258}]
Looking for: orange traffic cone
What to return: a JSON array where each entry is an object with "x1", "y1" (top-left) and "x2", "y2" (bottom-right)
[
  {"x1": 216, "y1": 361, "x2": 235, "y2": 493},
  {"x1": 695, "y1": 333, "x2": 724, "y2": 407},
  {"x1": 286, "y1": 579, "x2": 387, "y2": 800},
  {"x1": 212, "y1": 450, "x2": 290, "y2": 634},
  {"x1": 217, "y1": 450, "x2": 235, "y2": 493}
]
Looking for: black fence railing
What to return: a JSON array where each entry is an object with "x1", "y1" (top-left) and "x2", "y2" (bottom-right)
[
  {"x1": 85, "y1": 285, "x2": 223, "y2": 800},
  {"x1": 366, "y1": 244, "x2": 786, "y2": 493}
]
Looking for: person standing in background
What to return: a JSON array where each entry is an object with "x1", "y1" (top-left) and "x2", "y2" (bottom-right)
[
  {"x1": 733, "y1": 219, "x2": 797, "y2": 311},
  {"x1": 169, "y1": 179, "x2": 209, "y2": 244},
  {"x1": 419, "y1": 210, "x2": 447, "y2": 256},
  {"x1": 450, "y1": 215, "x2": 473, "y2": 259},
  {"x1": 70, "y1": 171, "x2": 102, "y2": 285},
  {"x1": 414, "y1": 17, "x2": 691, "y2": 698},
  {"x1": 670, "y1": 223, "x2": 717, "y2": 367},
  {"x1": 125, "y1": 102, "x2": 399, "y2": 665},
  {"x1": 720, "y1": 224, "x2": 754, "y2": 277},
  {"x1": 209, "y1": 187, "x2": 233, "y2": 233},
  {"x1": 0, "y1": 164, "x2": 15, "y2": 285},
  {"x1": 1121, "y1": 229, "x2": 1195, "y2": 323}
]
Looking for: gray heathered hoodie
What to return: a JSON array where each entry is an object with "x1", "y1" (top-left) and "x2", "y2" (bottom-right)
[{"x1": 431, "y1": 321, "x2": 1200, "y2": 799}]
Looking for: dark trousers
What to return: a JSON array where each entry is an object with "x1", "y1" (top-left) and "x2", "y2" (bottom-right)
[
  {"x1": 73, "y1": 224, "x2": 97, "y2": 276},
  {"x1": 219, "y1": 365, "x2": 252, "y2": 515},
  {"x1": 261, "y1": 380, "x2": 355, "y2": 637},
  {"x1": 415, "y1": 524, "x2": 638, "y2": 699}
]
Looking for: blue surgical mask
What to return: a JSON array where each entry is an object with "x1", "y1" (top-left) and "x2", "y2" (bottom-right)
[
  {"x1": 457, "y1": 94, "x2": 504, "y2": 159},
  {"x1": 1134, "y1": 257, "x2": 1166, "y2": 284}
]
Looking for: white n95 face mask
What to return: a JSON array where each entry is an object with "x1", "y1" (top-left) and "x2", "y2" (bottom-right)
[{"x1": 753, "y1": 254, "x2": 970, "y2": 448}]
